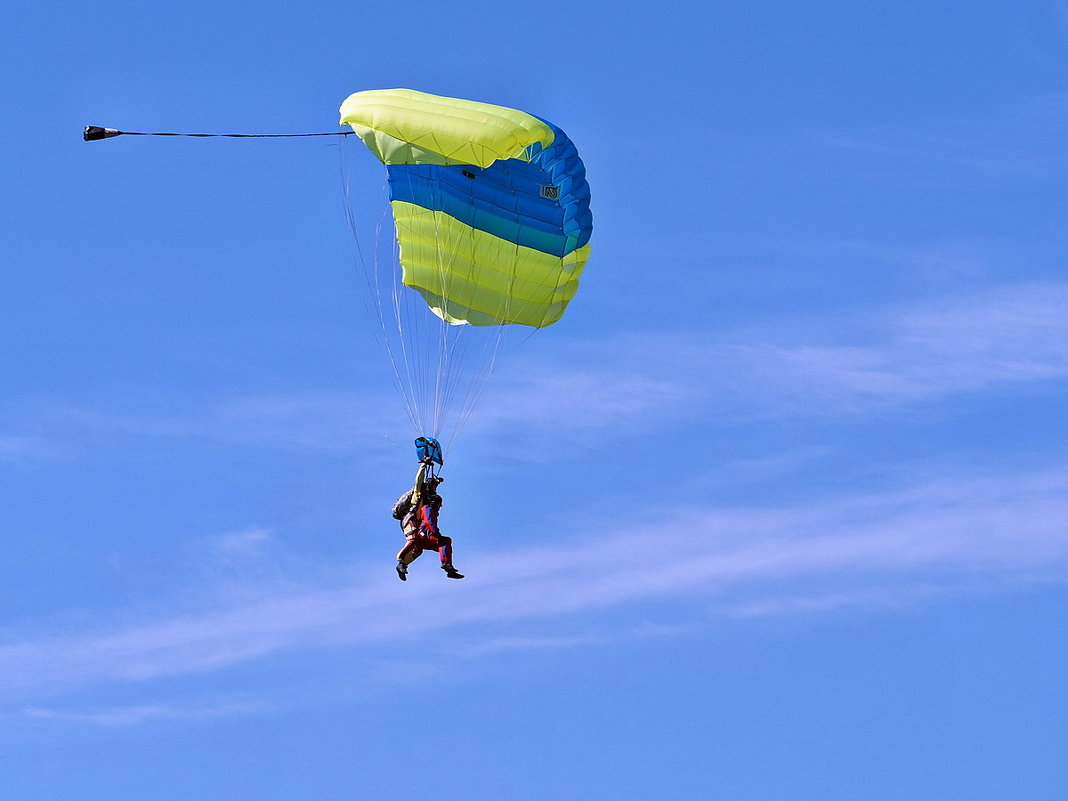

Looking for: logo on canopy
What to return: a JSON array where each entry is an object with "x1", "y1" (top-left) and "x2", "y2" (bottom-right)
[{"x1": 540, "y1": 185, "x2": 560, "y2": 200}]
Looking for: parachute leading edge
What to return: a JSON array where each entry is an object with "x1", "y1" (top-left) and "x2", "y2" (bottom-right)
[{"x1": 340, "y1": 88, "x2": 593, "y2": 327}]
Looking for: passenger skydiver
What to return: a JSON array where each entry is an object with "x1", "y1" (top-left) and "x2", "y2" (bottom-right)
[{"x1": 391, "y1": 459, "x2": 464, "y2": 581}]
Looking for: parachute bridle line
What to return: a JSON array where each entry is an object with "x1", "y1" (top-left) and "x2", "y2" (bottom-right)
[{"x1": 85, "y1": 126, "x2": 354, "y2": 141}]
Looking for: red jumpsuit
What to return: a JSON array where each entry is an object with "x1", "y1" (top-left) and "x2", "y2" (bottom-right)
[{"x1": 396, "y1": 494, "x2": 453, "y2": 566}]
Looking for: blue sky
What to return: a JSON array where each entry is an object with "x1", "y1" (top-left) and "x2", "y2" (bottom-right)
[{"x1": 3, "y1": 1, "x2": 1068, "y2": 798}]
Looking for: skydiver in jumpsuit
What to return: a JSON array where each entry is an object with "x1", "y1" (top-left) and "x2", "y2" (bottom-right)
[{"x1": 392, "y1": 463, "x2": 464, "y2": 581}]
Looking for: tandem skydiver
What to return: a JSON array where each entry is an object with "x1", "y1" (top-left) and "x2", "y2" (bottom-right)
[{"x1": 391, "y1": 438, "x2": 464, "y2": 581}]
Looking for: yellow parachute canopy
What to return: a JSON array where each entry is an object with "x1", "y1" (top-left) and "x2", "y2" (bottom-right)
[{"x1": 340, "y1": 89, "x2": 592, "y2": 328}]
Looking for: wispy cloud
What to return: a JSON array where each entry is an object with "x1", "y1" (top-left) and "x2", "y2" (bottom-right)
[
  {"x1": 3, "y1": 460, "x2": 1067, "y2": 720},
  {"x1": 0, "y1": 388, "x2": 405, "y2": 470},
  {"x1": 96, "y1": 389, "x2": 403, "y2": 454},
  {"x1": 473, "y1": 280, "x2": 1068, "y2": 445},
  {"x1": 721, "y1": 281, "x2": 1068, "y2": 409},
  {"x1": 22, "y1": 698, "x2": 267, "y2": 727},
  {"x1": 3, "y1": 281, "x2": 1066, "y2": 466},
  {"x1": 210, "y1": 527, "x2": 276, "y2": 560},
  {"x1": 0, "y1": 433, "x2": 64, "y2": 464},
  {"x1": 822, "y1": 93, "x2": 1068, "y2": 179}
]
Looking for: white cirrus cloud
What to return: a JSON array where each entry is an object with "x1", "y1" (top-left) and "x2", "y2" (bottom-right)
[
  {"x1": 3, "y1": 282, "x2": 1066, "y2": 462},
  {"x1": 475, "y1": 280, "x2": 1068, "y2": 439},
  {"x1": 2, "y1": 461, "x2": 1067, "y2": 718},
  {"x1": 822, "y1": 92, "x2": 1068, "y2": 179}
]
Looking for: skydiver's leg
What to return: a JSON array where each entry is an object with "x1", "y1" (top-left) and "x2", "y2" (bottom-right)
[
  {"x1": 435, "y1": 535, "x2": 464, "y2": 579},
  {"x1": 395, "y1": 541, "x2": 423, "y2": 581},
  {"x1": 395, "y1": 524, "x2": 425, "y2": 580},
  {"x1": 397, "y1": 538, "x2": 423, "y2": 565},
  {"x1": 397, "y1": 520, "x2": 423, "y2": 563}
]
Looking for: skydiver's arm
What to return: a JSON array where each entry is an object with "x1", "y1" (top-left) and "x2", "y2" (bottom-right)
[{"x1": 410, "y1": 462, "x2": 428, "y2": 509}]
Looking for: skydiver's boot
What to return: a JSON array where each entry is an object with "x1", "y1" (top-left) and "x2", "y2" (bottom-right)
[
  {"x1": 396, "y1": 561, "x2": 408, "y2": 581},
  {"x1": 441, "y1": 563, "x2": 464, "y2": 580}
]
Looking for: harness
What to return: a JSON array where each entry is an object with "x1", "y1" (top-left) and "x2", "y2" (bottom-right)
[{"x1": 391, "y1": 435, "x2": 445, "y2": 531}]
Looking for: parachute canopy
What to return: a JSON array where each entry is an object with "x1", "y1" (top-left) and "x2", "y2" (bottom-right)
[{"x1": 340, "y1": 89, "x2": 592, "y2": 327}]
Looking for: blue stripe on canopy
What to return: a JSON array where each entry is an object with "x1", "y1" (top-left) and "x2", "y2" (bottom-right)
[{"x1": 385, "y1": 122, "x2": 592, "y2": 258}]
